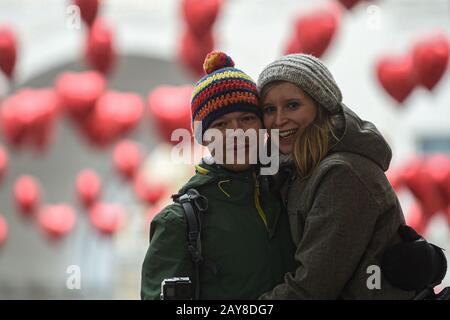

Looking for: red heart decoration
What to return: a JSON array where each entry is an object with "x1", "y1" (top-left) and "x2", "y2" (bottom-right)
[
  {"x1": 1, "y1": 99, "x2": 25, "y2": 146},
  {"x1": 0, "y1": 26, "x2": 17, "y2": 79},
  {"x1": 287, "y1": 5, "x2": 340, "y2": 58},
  {"x1": 83, "y1": 91, "x2": 144, "y2": 146},
  {"x1": 98, "y1": 92, "x2": 144, "y2": 134},
  {"x1": 338, "y1": 0, "x2": 374, "y2": 10},
  {"x1": 38, "y1": 204, "x2": 76, "y2": 239},
  {"x1": 447, "y1": 204, "x2": 450, "y2": 226},
  {"x1": 33, "y1": 95, "x2": 60, "y2": 151},
  {"x1": 376, "y1": 54, "x2": 418, "y2": 104},
  {"x1": 178, "y1": 29, "x2": 215, "y2": 77},
  {"x1": 85, "y1": 19, "x2": 115, "y2": 75},
  {"x1": 14, "y1": 175, "x2": 40, "y2": 216},
  {"x1": 284, "y1": 35, "x2": 303, "y2": 56},
  {"x1": 89, "y1": 203, "x2": 127, "y2": 234},
  {"x1": 412, "y1": 32, "x2": 449, "y2": 90},
  {"x1": 74, "y1": 0, "x2": 99, "y2": 27},
  {"x1": 113, "y1": 140, "x2": 143, "y2": 180},
  {"x1": 405, "y1": 202, "x2": 428, "y2": 236},
  {"x1": 400, "y1": 157, "x2": 446, "y2": 217},
  {"x1": 0, "y1": 89, "x2": 59, "y2": 150},
  {"x1": 76, "y1": 169, "x2": 101, "y2": 208},
  {"x1": 55, "y1": 71, "x2": 106, "y2": 121},
  {"x1": 79, "y1": 116, "x2": 107, "y2": 146},
  {"x1": 338, "y1": 0, "x2": 360, "y2": 10},
  {"x1": 148, "y1": 85, "x2": 193, "y2": 145},
  {"x1": 0, "y1": 145, "x2": 8, "y2": 184},
  {"x1": 133, "y1": 173, "x2": 167, "y2": 205},
  {"x1": 425, "y1": 154, "x2": 450, "y2": 203},
  {"x1": 0, "y1": 215, "x2": 8, "y2": 246},
  {"x1": 181, "y1": 0, "x2": 223, "y2": 39}
]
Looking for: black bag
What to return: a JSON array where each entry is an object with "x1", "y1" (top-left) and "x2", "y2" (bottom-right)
[
  {"x1": 172, "y1": 188, "x2": 217, "y2": 300},
  {"x1": 381, "y1": 224, "x2": 449, "y2": 299}
]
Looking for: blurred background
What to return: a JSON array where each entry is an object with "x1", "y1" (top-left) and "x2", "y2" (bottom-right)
[{"x1": 0, "y1": 0, "x2": 449, "y2": 299}]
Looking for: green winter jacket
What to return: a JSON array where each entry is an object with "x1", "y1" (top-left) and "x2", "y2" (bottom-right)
[{"x1": 141, "y1": 161, "x2": 296, "y2": 300}]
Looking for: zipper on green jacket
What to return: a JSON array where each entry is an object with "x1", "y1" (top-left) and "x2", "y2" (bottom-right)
[
  {"x1": 253, "y1": 172, "x2": 268, "y2": 231},
  {"x1": 197, "y1": 163, "x2": 269, "y2": 231},
  {"x1": 218, "y1": 180, "x2": 232, "y2": 198}
]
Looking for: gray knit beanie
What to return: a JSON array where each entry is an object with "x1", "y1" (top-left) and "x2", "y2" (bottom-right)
[{"x1": 257, "y1": 54, "x2": 343, "y2": 115}]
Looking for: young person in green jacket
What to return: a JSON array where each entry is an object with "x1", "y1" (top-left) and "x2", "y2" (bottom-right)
[{"x1": 140, "y1": 52, "x2": 296, "y2": 300}]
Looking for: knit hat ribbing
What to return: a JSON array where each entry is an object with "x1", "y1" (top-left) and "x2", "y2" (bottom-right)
[
  {"x1": 191, "y1": 51, "x2": 261, "y2": 142},
  {"x1": 257, "y1": 54, "x2": 343, "y2": 115}
]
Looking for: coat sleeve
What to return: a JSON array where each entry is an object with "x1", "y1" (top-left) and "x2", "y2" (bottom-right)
[
  {"x1": 260, "y1": 164, "x2": 381, "y2": 299},
  {"x1": 140, "y1": 205, "x2": 194, "y2": 300}
]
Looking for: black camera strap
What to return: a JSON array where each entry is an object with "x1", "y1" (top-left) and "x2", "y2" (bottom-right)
[{"x1": 173, "y1": 188, "x2": 210, "y2": 300}]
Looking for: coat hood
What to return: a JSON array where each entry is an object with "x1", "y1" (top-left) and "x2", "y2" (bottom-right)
[{"x1": 329, "y1": 104, "x2": 392, "y2": 172}]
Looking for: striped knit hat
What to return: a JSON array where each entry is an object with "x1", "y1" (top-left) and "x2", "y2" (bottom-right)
[
  {"x1": 257, "y1": 54, "x2": 343, "y2": 115},
  {"x1": 191, "y1": 51, "x2": 261, "y2": 142}
]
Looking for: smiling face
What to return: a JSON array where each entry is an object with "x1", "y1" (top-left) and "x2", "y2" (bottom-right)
[
  {"x1": 206, "y1": 111, "x2": 262, "y2": 172},
  {"x1": 261, "y1": 81, "x2": 318, "y2": 155}
]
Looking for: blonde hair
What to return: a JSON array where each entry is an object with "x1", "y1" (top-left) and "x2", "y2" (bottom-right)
[
  {"x1": 261, "y1": 81, "x2": 338, "y2": 178},
  {"x1": 292, "y1": 105, "x2": 338, "y2": 178}
]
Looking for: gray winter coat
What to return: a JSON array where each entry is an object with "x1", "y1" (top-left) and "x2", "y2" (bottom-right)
[{"x1": 261, "y1": 105, "x2": 416, "y2": 299}]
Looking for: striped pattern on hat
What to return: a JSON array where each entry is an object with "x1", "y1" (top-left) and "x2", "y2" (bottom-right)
[
  {"x1": 191, "y1": 52, "x2": 261, "y2": 142},
  {"x1": 257, "y1": 54, "x2": 343, "y2": 115}
]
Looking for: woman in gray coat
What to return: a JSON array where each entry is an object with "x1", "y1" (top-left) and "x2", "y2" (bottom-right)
[{"x1": 257, "y1": 54, "x2": 416, "y2": 299}]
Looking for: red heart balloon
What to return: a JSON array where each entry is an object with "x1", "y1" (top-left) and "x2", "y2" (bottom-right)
[
  {"x1": 98, "y1": 92, "x2": 144, "y2": 134},
  {"x1": 0, "y1": 145, "x2": 8, "y2": 184},
  {"x1": 148, "y1": 85, "x2": 193, "y2": 145},
  {"x1": 76, "y1": 169, "x2": 101, "y2": 208},
  {"x1": 89, "y1": 203, "x2": 127, "y2": 234},
  {"x1": 284, "y1": 35, "x2": 303, "y2": 56},
  {"x1": 0, "y1": 26, "x2": 17, "y2": 79},
  {"x1": 84, "y1": 91, "x2": 144, "y2": 146},
  {"x1": 133, "y1": 173, "x2": 167, "y2": 206},
  {"x1": 0, "y1": 100, "x2": 25, "y2": 147},
  {"x1": 178, "y1": 29, "x2": 215, "y2": 77},
  {"x1": 338, "y1": 0, "x2": 374, "y2": 10},
  {"x1": 32, "y1": 94, "x2": 60, "y2": 151},
  {"x1": 113, "y1": 140, "x2": 143, "y2": 180},
  {"x1": 401, "y1": 157, "x2": 446, "y2": 217},
  {"x1": 25, "y1": 89, "x2": 59, "y2": 150},
  {"x1": 181, "y1": 0, "x2": 222, "y2": 39},
  {"x1": 338, "y1": 0, "x2": 360, "y2": 10},
  {"x1": 55, "y1": 71, "x2": 106, "y2": 121},
  {"x1": 79, "y1": 115, "x2": 106, "y2": 146},
  {"x1": 447, "y1": 204, "x2": 450, "y2": 226},
  {"x1": 74, "y1": 0, "x2": 99, "y2": 27},
  {"x1": 412, "y1": 32, "x2": 449, "y2": 90},
  {"x1": 38, "y1": 204, "x2": 76, "y2": 239},
  {"x1": 14, "y1": 175, "x2": 40, "y2": 216},
  {"x1": 376, "y1": 54, "x2": 418, "y2": 104},
  {"x1": 85, "y1": 19, "x2": 115, "y2": 75},
  {"x1": 405, "y1": 202, "x2": 428, "y2": 236},
  {"x1": 425, "y1": 154, "x2": 450, "y2": 203},
  {"x1": 0, "y1": 215, "x2": 8, "y2": 246},
  {"x1": 0, "y1": 89, "x2": 59, "y2": 150},
  {"x1": 288, "y1": 5, "x2": 340, "y2": 58}
]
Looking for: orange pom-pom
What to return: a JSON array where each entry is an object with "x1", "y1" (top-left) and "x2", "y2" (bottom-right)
[{"x1": 203, "y1": 51, "x2": 235, "y2": 74}]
